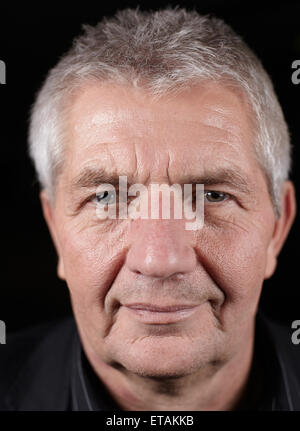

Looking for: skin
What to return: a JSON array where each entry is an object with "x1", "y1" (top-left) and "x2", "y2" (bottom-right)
[{"x1": 41, "y1": 81, "x2": 296, "y2": 410}]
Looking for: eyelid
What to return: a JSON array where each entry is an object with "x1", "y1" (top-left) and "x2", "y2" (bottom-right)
[
  {"x1": 204, "y1": 190, "x2": 231, "y2": 203},
  {"x1": 190, "y1": 189, "x2": 232, "y2": 204},
  {"x1": 90, "y1": 188, "x2": 130, "y2": 205},
  {"x1": 95, "y1": 190, "x2": 116, "y2": 204}
]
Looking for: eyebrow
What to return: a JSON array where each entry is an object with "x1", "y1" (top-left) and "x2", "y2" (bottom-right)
[
  {"x1": 70, "y1": 166, "x2": 255, "y2": 196},
  {"x1": 71, "y1": 167, "x2": 124, "y2": 190},
  {"x1": 179, "y1": 170, "x2": 255, "y2": 195}
]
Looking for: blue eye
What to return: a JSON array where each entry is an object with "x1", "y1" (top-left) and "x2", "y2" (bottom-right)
[
  {"x1": 205, "y1": 191, "x2": 229, "y2": 203},
  {"x1": 95, "y1": 190, "x2": 117, "y2": 205}
]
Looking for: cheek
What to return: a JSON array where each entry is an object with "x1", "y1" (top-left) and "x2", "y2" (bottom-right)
[
  {"x1": 194, "y1": 220, "x2": 273, "y2": 337},
  {"x1": 195, "y1": 221, "x2": 272, "y2": 309},
  {"x1": 58, "y1": 220, "x2": 128, "y2": 309}
]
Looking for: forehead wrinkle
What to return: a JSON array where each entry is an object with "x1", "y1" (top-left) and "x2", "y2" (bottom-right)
[{"x1": 133, "y1": 141, "x2": 138, "y2": 181}]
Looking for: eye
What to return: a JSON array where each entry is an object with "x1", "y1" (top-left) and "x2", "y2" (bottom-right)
[
  {"x1": 204, "y1": 191, "x2": 229, "y2": 203},
  {"x1": 94, "y1": 190, "x2": 117, "y2": 205}
]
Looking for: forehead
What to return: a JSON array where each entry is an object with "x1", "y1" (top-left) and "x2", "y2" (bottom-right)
[{"x1": 64, "y1": 80, "x2": 257, "y2": 181}]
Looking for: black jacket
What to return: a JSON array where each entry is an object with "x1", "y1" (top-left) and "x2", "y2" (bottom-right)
[{"x1": 0, "y1": 312, "x2": 299, "y2": 411}]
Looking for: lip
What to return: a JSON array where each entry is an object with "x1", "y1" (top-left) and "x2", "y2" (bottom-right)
[{"x1": 123, "y1": 303, "x2": 200, "y2": 324}]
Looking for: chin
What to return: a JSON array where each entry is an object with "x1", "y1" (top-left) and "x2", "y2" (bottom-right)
[{"x1": 109, "y1": 334, "x2": 223, "y2": 379}]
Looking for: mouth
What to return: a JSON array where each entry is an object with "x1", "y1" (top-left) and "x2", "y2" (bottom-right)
[{"x1": 123, "y1": 303, "x2": 201, "y2": 324}]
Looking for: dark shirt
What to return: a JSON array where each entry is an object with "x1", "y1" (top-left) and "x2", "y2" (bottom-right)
[{"x1": 0, "y1": 310, "x2": 300, "y2": 410}]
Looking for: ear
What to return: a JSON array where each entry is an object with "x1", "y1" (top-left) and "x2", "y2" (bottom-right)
[
  {"x1": 40, "y1": 190, "x2": 66, "y2": 280},
  {"x1": 264, "y1": 181, "x2": 296, "y2": 279}
]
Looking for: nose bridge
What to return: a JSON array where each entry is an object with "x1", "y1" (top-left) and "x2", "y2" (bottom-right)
[{"x1": 125, "y1": 218, "x2": 196, "y2": 279}]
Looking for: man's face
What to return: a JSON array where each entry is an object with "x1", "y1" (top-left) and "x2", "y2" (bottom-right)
[{"x1": 44, "y1": 81, "x2": 283, "y2": 377}]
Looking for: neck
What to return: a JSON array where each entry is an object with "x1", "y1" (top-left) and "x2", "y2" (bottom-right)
[{"x1": 81, "y1": 328, "x2": 255, "y2": 411}]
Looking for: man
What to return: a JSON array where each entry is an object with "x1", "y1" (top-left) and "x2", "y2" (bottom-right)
[{"x1": 0, "y1": 7, "x2": 299, "y2": 411}]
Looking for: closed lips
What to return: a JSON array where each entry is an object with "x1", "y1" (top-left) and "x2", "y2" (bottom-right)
[{"x1": 124, "y1": 304, "x2": 198, "y2": 312}]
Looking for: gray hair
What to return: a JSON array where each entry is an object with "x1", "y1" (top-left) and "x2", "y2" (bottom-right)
[{"x1": 28, "y1": 7, "x2": 291, "y2": 217}]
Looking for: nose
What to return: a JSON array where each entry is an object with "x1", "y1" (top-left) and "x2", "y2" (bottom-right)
[{"x1": 125, "y1": 219, "x2": 197, "y2": 280}]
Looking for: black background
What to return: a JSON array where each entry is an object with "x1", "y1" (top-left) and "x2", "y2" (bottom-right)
[{"x1": 0, "y1": 0, "x2": 299, "y2": 332}]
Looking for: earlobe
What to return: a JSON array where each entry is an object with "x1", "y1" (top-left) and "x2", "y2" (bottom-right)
[
  {"x1": 264, "y1": 181, "x2": 296, "y2": 279},
  {"x1": 57, "y1": 259, "x2": 65, "y2": 280},
  {"x1": 40, "y1": 190, "x2": 66, "y2": 280},
  {"x1": 264, "y1": 252, "x2": 277, "y2": 279}
]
